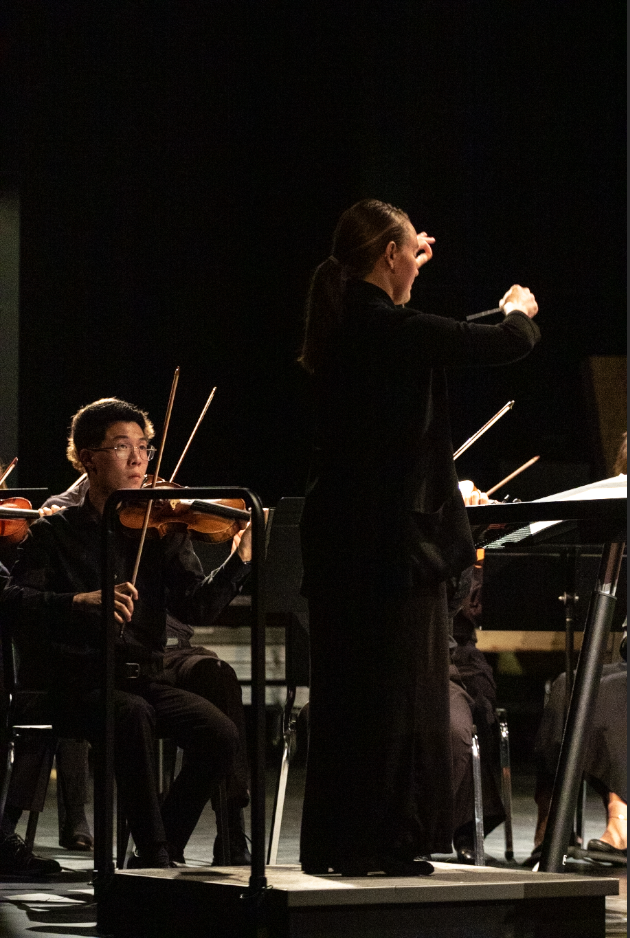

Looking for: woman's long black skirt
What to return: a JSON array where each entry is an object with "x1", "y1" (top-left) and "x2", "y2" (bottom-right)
[{"x1": 300, "y1": 578, "x2": 454, "y2": 870}]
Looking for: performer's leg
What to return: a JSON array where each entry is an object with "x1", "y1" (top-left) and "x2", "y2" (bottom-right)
[
  {"x1": 79, "y1": 687, "x2": 168, "y2": 864},
  {"x1": 177, "y1": 658, "x2": 250, "y2": 862},
  {"x1": 56, "y1": 738, "x2": 92, "y2": 849},
  {"x1": 177, "y1": 658, "x2": 249, "y2": 805},
  {"x1": 149, "y1": 683, "x2": 239, "y2": 858},
  {"x1": 592, "y1": 792, "x2": 627, "y2": 851}
]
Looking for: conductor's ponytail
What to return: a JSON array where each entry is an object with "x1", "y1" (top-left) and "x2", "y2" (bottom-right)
[
  {"x1": 298, "y1": 257, "x2": 348, "y2": 374},
  {"x1": 299, "y1": 199, "x2": 410, "y2": 373}
]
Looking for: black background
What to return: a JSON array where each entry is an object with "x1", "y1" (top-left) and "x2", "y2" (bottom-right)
[{"x1": 2, "y1": 1, "x2": 625, "y2": 503}]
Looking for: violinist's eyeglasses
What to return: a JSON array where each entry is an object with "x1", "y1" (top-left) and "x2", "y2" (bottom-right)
[{"x1": 90, "y1": 443, "x2": 157, "y2": 462}]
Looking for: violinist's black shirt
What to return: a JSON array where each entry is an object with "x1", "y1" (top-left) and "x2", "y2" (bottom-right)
[{"x1": 1, "y1": 497, "x2": 249, "y2": 687}]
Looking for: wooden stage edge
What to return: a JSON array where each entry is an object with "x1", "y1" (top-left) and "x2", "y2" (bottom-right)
[
  {"x1": 475, "y1": 629, "x2": 586, "y2": 653},
  {"x1": 98, "y1": 861, "x2": 618, "y2": 938}
]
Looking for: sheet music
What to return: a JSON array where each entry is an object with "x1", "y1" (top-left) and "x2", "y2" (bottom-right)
[
  {"x1": 481, "y1": 474, "x2": 627, "y2": 549},
  {"x1": 530, "y1": 474, "x2": 627, "y2": 536}
]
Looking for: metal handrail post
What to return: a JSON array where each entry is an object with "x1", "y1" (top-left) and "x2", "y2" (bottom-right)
[
  {"x1": 94, "y1": 486, "x2": 267, "y2": 913},
  {"x1": 93, "y1": 500, "x2": 117, "y2": 894},
  {"x1": 539, "y1": 540, "x2": 625, "y2": 872},
  {"x1": 245, "y1": 491, "x2": 267, "y2": 895}
]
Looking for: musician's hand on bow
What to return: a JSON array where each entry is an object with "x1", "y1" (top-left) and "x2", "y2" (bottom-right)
[
  {"x1": 230, "y1": 509, "x2": 269, "y2": 563},
  {"x1": 416, "y1": 232, "x2": 435, "y2": 270},
  {"x1": 73, "y1": 581, "x2": 138, "y2": 624},
  {"x1": 459, "y1": 480, "x2": 491, "y2": 506},
  {"x1": 38, "y1": 505, "x2": 63, "y2": 517},
  {"x1": 499, "y1": 284, "x2": 538, "y2": 318},
  {"x1": 231, "y1": 523, "x2": 252, "y2": 562}
]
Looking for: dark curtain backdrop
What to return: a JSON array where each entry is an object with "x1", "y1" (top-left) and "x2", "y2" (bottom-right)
[{"x1": 2, "y1": 1, "x2": 625, "y2": 502}]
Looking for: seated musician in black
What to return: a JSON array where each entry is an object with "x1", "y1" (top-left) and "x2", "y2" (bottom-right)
[
  {"x1": 41, "y1": 463, "x2": 251, "y2": 864},
  {"x1": 1, "y1": 398, "x2": 252, "y2": 869}
]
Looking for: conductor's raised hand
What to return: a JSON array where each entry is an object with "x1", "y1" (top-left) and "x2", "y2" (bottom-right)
[
  {"x1": 416, "y1": 232, "x2": 435, "y2": 269},
  {"x1": 73, "y1": 581, "x2": 138, "y2": 624},
  {"x1": 499, "y1": 284, "x2": 538, "y2": 318}
]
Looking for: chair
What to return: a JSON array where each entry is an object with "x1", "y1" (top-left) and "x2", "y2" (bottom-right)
[
  {"x1": 495, "y1": 707, "x2": 515, "y2": 861},
  {"x1": 0, "y1": 624, "x2": 56, "y2": 851},
  {"x1": 268, "y1": 693, "x2": 515, "y2": 867}
]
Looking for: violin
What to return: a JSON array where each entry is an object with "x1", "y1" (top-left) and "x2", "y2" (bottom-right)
[
  {"x1": 0, "y1": 497, "x2": 40, "y2": 543},
  {"x1": 118, "y1": 478, "x2": 249, "y2": 543}
]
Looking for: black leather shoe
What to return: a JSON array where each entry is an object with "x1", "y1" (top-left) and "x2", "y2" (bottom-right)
[
  {"x1": 336, "y1": 856, "x2": 434, "y2": 877},
  {"x1": 212, "y1": 832, "x2": 252, "y2": 866},
  {"x1": 168, "y1": 844, "x2": 186, "y2": 866},
  {"x1": 59, "y1": 832, "x2": 93, "y2": 851},
  {"x1": 586, "y1": 839, "x2": 627, "y2": 859},
  {"x1": 456, "y1": 846, "x2": 477, "y2": 865},
  {"x1": 127, "y1": 846, "x2": 174, "y2": 869},
  {"x1": 522, "y1": 845, "x2": 542, "y2": 868},
  {"x1": 380, "y1": 856, "x2": 434, "y2": 877},
  {"x1": 212, "y1": 807, "x2": 252, "y2": 866},
  {"x1": 0, "y1": 834, "x2": 62, "y2": 878}
]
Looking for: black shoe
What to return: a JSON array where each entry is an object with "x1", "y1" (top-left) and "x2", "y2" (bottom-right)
[
  {"x1": 127, "y1": 846, "x2": 174, "y2": 869},
  {"x1": 522, "y1": 845, "x2": 542, "y2": 868},
  {"x1": 212, "y1": 831, "x2": 252, "y2": 866},
  {"x1": 0, "y1": 834, "x2": 62, "y2": 877},
  {"x1": 379, "y1": 855, "x2": 434, "y2": 877},
  {"x1": 212, "y1": 807, "x2": 252, "y2": 866},
  {"x1": 456, "y1": 846, "x2": 478, "y2": 865},
  {"x1": 335, "y1": 855, "x2": 434, "y2": 877},
  {"x1": 168, "y1": 844, "x2": 186, "y2": 865},
  {"x1": 455, "y1": 844, "x2": 498, "y2": 866},
  {"x1": 59, "y1": 832, "x2": 93, "y2": 851},
  {"x1": 586, "y1": 839, "x2": 627, "y2": 859}
]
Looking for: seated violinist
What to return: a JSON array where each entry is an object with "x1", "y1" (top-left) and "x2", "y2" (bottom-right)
[
  {"x1": 1, "y1": 397, "x2": 252, "y2": 869},
  {"x1": 39, "y1": 467, "x2": 251, "y2": 864}
]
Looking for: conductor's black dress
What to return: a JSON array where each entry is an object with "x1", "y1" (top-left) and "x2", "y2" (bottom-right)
[{"x1": 299, "y1": 280, "x2": 540, "y2": 869}]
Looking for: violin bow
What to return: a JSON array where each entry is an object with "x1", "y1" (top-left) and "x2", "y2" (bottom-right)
[
  {"x1": 0, "y1": 457, "x2": 18, "y2": 488},
  {"x1": 169, "y1": 387, "x2": 217, "y2": 484},
  {"x1": 486, "y1": 455, "x2": 540, "y2": 497},
  {"x1": 130, "y1": 366, "x2": 181, "y2": 589},
  {"x1": 453, "y1": 401, "x2": 514, "y2": 460}
]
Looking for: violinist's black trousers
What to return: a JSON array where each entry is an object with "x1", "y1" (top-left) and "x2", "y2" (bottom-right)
[{"x1": 61, "y1": 682, "x2": 239, "y2": 854}]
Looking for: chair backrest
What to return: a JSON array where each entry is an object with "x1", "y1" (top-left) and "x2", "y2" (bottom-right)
[
  {"x1": 264, "y1": 498, "x2": 309, "y2": 688},
  {"x1": 0, "y1": 621, "x2": 54, "y2": 732}
]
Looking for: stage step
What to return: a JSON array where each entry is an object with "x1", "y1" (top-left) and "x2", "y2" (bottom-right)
[{"x1": 97, "y1": 861, "x2": 618, "y2": 938}]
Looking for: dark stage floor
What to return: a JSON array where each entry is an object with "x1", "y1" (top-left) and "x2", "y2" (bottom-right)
[{"x1": 0, "y1": 766, "x2": 626, "y2": 937}]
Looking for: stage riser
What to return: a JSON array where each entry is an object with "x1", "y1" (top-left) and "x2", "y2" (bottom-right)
[
  {"x1": 285, "y1": 897, "x2": 605, "y2": 938},
  {"x1": 98, "y1": 880, "x2": 606, "y2": 938}
]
